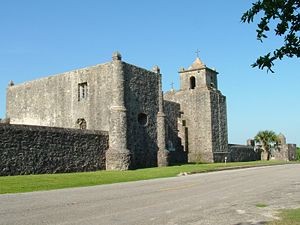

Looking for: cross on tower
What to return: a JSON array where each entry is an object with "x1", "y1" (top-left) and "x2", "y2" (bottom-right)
[{"x1": 195, "y1": 49, "x2": 200, "y2": 58}]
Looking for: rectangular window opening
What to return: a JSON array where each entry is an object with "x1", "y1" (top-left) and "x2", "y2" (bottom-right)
[{"x1": 78, "y1": 82, "x2": 88, "y2": 101}]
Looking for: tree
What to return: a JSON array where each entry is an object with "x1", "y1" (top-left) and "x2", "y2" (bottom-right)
[
  {"x1": 241, "y1": 0, "x2": 300, "y2": 73},
  {"x1": 254, "y1": 130, "x2": 278, "y2": 160}
]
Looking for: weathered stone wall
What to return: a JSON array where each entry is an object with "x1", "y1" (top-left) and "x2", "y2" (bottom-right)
[
  {"x1": 6, "y1": 62, "x2": 114, "y2": 131},
  {"x1": 165, "y1": 89, "x2": 209, "y2": 162},
  {"x1": 226, "y1": 144, "x2": 260, "y2": 162},
  {"x1": 165, "y1": 87, "x2": 228, "y2": 163},
  {"x1": 5, "y1": 57, "x2": 164, "y2": 170},
  {"x1": 210, "y1": 91, "x2": 228, "y2": 156},
  {"x1": 0, "y1": 124, "x2": 108, "y2": 176},
  {"x1": 273, "y1": 144, "x2": 297, "y2": 161},
  {"x1": 165, "y1": 61, "x2": 228, "y2": 164},
  {"x1": 124, "y1": 63, "x2": 160, "y2": 168},
  {"x1": 4, "y1": 54, "x2": 230, "y2": 170},
  {"x1": 179, "y1": 68, "x2": 218, "y2": 91},
  {"x1": 164, "y1": 100, "x2": 187, "y2": 164},
  {"x1": 287, "y1": 144, "x2": 297, "y2": 161}
]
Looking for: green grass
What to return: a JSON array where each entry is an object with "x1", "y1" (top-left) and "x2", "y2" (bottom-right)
[
  {"x1": 268, "y1": 208, "x2": 300, "y2": 225},
  {"x1": 256, "y1": 203, "x2": 268, "y2": 208},
  {"x1": 0, "y1": 160, "x2": 292, "y2": 194}
]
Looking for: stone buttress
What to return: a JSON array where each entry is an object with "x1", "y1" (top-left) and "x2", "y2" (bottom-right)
[
  {"x1": 154, "y1": 66, "x2": 169, "y2": 166},
  {"x1": 106, "y1": 52, "x2": 132, "y2": 170}
]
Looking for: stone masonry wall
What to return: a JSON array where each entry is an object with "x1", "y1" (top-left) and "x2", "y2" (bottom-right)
[
  {"x1": 6, "y1": 62, "x2": 114, "y2": 131},
  {"x1": 287, "y1": 144, "x2": 297, "y2": 161},
  {"x1": 210, "y1": 91, "x2": 228, "y2": 156},
  {"x1": 124, "y1": 63, "x2": 160, "y2": 168},
  {"x1": 226, "y1": 144, "x2": 260, "y2": 162},
  {"x1": 165, "y1": 63, "x2": 228, "y2": 164},
  {"x1": 164, "y1": 100, "x2": 187, "y2": 164},
  {"x1": 273, "y1": 144, "x2": 297, "y2": 161},
  {"x1": 165, "y1": 88, "x2": 216, "y2": 162},
  {"x1": 0, "y1": 124, "x2": 108, "y2": 176}
]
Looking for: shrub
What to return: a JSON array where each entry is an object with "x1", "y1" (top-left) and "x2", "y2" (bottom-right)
[{"x1": 296, "y1": 147, "x2": 300, "y2": 161}]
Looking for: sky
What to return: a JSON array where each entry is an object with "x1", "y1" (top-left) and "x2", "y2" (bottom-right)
[{"x1": 0, "y1": 0, "x2": 299, "y2": 146}]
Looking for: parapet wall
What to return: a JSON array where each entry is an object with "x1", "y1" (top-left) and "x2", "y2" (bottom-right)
[
  {"x1": 0, "y1": 124, "x2": 108, "y2": 176},
  {"x1": 214, "y1": 144, "x2": 260, "y2": 162},
  {"x1": 227, "y1": 144, "x2": 260, "y2": 162}
]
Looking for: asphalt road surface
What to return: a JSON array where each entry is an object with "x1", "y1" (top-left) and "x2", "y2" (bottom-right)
[{"x1": 0, "y1": 164, "x2": 299, "y2": 225}]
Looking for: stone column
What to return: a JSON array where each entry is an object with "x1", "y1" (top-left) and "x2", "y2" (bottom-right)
[
  {"x1": 106, "y1": 52, "x2": 132, "y2": 170},
  {"x1": 153, "y1": 66, "x2": 169, "y2": 167}
]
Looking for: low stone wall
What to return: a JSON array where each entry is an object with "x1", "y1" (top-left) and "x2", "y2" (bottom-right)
[
  {"x1": 273, "y1": 144, "x2": 297, "y2": 161},
  {"x1": 227, "y1": 144, "x2": 260, "y2": 162},
  {"x1": 213, "y1": 152, "x2": 227, "y2": 162},
  {"x1": 0, "y1": 124, "x2": 108, "y2": 176}
]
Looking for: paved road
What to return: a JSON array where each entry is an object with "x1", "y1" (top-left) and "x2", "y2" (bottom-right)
[{"x1": 0, "y1": 164, "x2": 299, "y2": 225}]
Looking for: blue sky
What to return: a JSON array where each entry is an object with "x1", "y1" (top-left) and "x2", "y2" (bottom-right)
[{"x1": 0, "y1": 0, "x2": 299, "y2": 145}]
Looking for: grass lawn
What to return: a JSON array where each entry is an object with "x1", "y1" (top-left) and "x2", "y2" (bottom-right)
[
  {"x1": 268, "y1": 208, "x2": 300, "y2": 225},
  {"x1": 0, "y1": 160, "x2": 292, "y2": 194}
]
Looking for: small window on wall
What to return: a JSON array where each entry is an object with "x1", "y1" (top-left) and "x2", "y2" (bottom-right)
[
  {"x1": 138, "y1": 113, "x2": 148, "y2": 126},
  {"x1": 76, "y1": 118, "x2": 87, "y2": 129},
  {"x1": 190, "y1": 76, "x2": 196, "y2": 89},
  {"x1": 78, "y1": 82, "x2": 88, "y2": 101}
]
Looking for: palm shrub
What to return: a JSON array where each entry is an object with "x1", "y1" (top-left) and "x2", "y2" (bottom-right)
[{"x1": 254, "y1": 130, "x2": 278, "y2": 161}]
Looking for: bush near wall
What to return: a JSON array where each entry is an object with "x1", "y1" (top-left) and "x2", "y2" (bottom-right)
[{"x1": 296, "y1": 147, "x2": 300, "y2": 161}]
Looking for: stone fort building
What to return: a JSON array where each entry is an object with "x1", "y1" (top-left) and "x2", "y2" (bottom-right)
[{"x1": 4, "y1": 52, "x2": 228, "y2": 171}]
